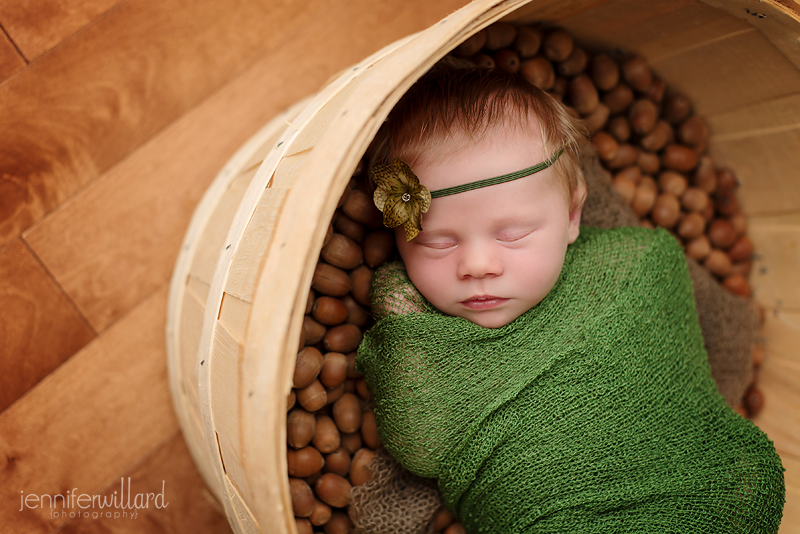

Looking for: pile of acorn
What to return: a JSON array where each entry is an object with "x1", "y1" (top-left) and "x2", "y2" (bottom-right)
[{"x1": 286, "y1": 22, "x2": 764, "y2": 534}]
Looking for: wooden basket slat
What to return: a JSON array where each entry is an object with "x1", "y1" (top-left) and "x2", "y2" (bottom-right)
[
  {"x1": 224, "y1": 475, "x2": 260, "y2": 533},
  {"x1": 211, "y1": 322, "x2": 250, "y2": 501},
  {"x1": 225, "y1": 188, "x2": 289, "y2": 302},
  {"x1": 189, "y1": 169, "x2": 259, "y2": 286},
  {"x1": 219, "y1": 292, "x2": 253, "y2": 342}
]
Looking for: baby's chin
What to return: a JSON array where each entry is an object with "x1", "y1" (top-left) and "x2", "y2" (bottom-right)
[{"x1": 456, "y1": 308, "x2": 526, "y2": 329}]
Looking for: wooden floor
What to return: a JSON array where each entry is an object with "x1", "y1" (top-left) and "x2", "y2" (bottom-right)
[{"x1": 0, "y1": 1, "x2": 797, "y2": 533}]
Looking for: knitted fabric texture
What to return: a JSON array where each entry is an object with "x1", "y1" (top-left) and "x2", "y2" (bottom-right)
[
  {"x1": 357, "y1": 226, "x2": 784, "y2": 533},
  {"x1": 578, "y1": 145, "x2": 756, "y2": 406}
]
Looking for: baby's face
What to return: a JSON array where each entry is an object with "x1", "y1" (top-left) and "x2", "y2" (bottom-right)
[{"x1": 396, "y1": 126, "x2": 581, "y2": 328}]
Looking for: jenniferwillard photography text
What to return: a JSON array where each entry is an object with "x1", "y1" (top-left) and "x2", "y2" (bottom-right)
[{"x1": 20, "y1": 478, "x2": 168, "y2": 520}]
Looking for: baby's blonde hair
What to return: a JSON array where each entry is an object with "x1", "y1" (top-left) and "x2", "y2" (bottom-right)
[{"x1": 370, "y1": 66, "x2": 587, "y2": 210}]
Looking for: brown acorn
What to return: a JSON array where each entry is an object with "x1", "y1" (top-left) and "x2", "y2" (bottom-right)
[
  {"x1": 321, "y1": 233, "x2": 363, "y2": 270},
  {"x1": 520, "y1": 56, "x2": 555, "y2": 90},
  {"x1": 557, "y1": 47, "x2": 589, "y2": 77},
  {"x1": 640, "y1": 121, "x2": 673, "y2": 153},
  {"x1": 484, "y1": 22, "x2": 517, "y2": 50},
  {"x1": 663, "y1": 93, "x2": 692, "y2": 124},
  {"x1": 568, "y1": 74, "x2": 599, "y2": 115},
  {"x1": 637, "y1": 151, "x2": 660, "y2": 175},
  {"x1": 583, "y1": 103, "x2": 611, "y2": 135},
  {"x1": 350, "y1": 448, "x2": 377, "y2": 486},
  {"x1": 287, "y1": 447, "x2": 325, "y2": 478},
  {"x1": 333, "y1": 211, "x2": 366, "y2": 243},
  {"x1": 470, "y1": 53, "x2": 495, "y2": 69},
  {"x1": 658, "y1": 171, "x2": 687, "y2": 197},
  {"x1": 290, "y1": 478, "x2": 315, "y2": 518},
  {"x1": 294, "y1": 347, "x2": 324, "y2": 389},
  {"x1": 323, "y1": 448, "x2": 351, "y2": 477},
  {"x1": 651, "y1": 193, "x2": 681, "y2": 229},
  {"x1": 314, "y1": 473, "x2": 352, "y2": 508},
  {"x1": 312, "y1": 262, "x2": 351, "y2": 297},
  {"x1": 591, "y1": 54, "x2": 619, "y2": 91},
  {"x1": 312, "y1": 296, "x2": 349, "y2": 326},
  {"x1": 621, "y1": 57, "x2": 652, "y2": 92},
  {"x1": 323, "y1": 324, "x2": 363, "y2": 353},
  {"x1": 332, "y1": 392, "x2": 362, "y2": 434},
  {"x1": 319, "y1": 352, "x2": 349, "y2": 389},
  {"x1": 628, "y1": 99, "x2": 659, "y2": 135},
  {"x1": 607, "y1": 116, "x2": 631, "y2": 143},
  {"x1": 513, "y1": 26, "x2": 543, "y2": 58},
  {"x1": 662, "y1": 144, "x2": 699, "y2": 172},
  {"x1": 493, "y1": 48, "x2": 521, "y2": 73},
  {"x1": 542, "y1": 29, "x2": 574, "y2": 62},
  {"x1": 592, "y1": 132, "x2": 619, "y2": 162},
  {"x1": 603, "y1": 83, "x2": 634, "y2": 114},
  {"x1": 324, "y1": 511, "x2": 354, "y2": 534},
  {"x1": 296, "y1": 380, "x2": 328, "y2": 412},
  {"x1": 453, "y1": 30, "x2": 487, "y2": 57},
  {"x1": 287, "y1": 408, "x2": 317, "y2": 449}
]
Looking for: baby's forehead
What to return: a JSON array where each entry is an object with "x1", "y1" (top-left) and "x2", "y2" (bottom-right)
[{"x1": 410, "y1": 111, "x2": 547, "y2": 166}]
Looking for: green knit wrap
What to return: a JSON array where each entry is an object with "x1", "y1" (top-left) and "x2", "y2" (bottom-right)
[{"x1": 356, "y1": 226, "x2": 785, "y2": 533}]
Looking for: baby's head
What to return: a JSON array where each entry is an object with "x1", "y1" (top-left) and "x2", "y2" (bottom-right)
[{"x1": 370, "y1": 67, "x2": 587, "y2": 328}]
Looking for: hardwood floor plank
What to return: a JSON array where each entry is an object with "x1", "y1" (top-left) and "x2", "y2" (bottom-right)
[
  {"x1": 0, "y1": 0, "x2": 123, "y2": 61},
  {"x1": 23, "y1": 0, "x2": 471, "y2": 332},
  {"x1": 0, "y1": 239, "x2": 95, "y2": 412},
  {"x1": 56, "y1": 432, "x2": 232, "y2": 534},
  {"x1": 0, "y1": 26, "x2": 25, "y2": 81},
  {"x1": 0, "y1": 0, "x2": 343, "y2": 248},
  {"x1": 0, "y1": 285, "x2": 178, "y2": 533}
]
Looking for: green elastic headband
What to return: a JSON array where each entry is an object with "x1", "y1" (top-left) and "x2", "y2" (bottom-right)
[{"x1": 429, "y1": 147, "x2": 564, "y2": 199}]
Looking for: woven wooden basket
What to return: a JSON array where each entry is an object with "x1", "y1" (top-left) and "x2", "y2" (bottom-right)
[{"x1": 165, "y1": 0, "x2": 800, "y2": 532}]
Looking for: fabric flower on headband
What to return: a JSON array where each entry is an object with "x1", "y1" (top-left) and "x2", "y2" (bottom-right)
[{"x1": 371, "y1": 159, "x2": 431, "y2": 242}]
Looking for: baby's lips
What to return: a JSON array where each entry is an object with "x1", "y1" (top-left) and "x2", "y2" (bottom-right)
[
  {"x1": 460, "y1": 296, "x2": 509, "y2": 311},
  {"x1": 461, "y1": 294, "x2": 502, "y2": 303}
]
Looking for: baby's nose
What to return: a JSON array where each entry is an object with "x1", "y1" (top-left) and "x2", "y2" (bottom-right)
[{"x1": 457, "y1": 245, "x2": 503, "y2": 279}]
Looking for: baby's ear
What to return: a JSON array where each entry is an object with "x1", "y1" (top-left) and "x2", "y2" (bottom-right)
[{"x1": 567, "y1": 180, "x2": 586, "y2": 244}]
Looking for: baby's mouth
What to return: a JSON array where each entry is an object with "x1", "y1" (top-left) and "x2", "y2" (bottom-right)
[{"x1": 461, "y1": 295, "x2": 509, "y2": 311}]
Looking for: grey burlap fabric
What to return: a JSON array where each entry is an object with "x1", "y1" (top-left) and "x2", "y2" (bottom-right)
[
  {"x1": 348, "y1": 144, "x2": 758, "y2": 533},
  {"x1": 351, "y1": 449, "x2": 443, "y2": 534}
]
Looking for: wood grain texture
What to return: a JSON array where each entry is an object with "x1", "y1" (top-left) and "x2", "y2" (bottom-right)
[
  {"x1": 701, "y1": 0, "x2": 800, "y2": 72},
  {"x1": 749, "y1": 215, "x2": 800, "y2": 309},
  {"x1": 0, "y1": 0, "x2": 341, "y2": 248},
  {"x1": 23, "y1": 0, "x2": 472, "y2": 333},
  {"x1": 0, "y1": 239, "x2": 95, "y2": 412},
  {"x1": 0, "y1": 0, "x2": 123, "y2": 61},
  {"x1": 0, "y1": 285, "x2": 178, "y2": 534},
  {"x1": 57, "y1": 432, "x2": 232, "y2": 534},
  {"x1": 754, "y1": 309, "x2": 800, "y2": 456},
  {"x1": 648, "y1": 25, "x2": 800, "y2": 116},
  {"x1": 556, "y1": 0, "x2": 721, "y2": 54},
  {"x1": 0, "y1": 26, "x2": 25, "y2": 81}
]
